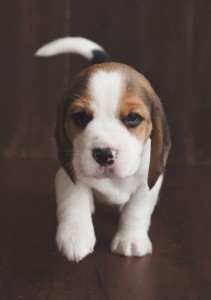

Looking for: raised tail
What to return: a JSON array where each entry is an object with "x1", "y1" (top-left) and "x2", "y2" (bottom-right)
[{"x1": 35, "y1": 37, "x2": 111, "y2": 64}]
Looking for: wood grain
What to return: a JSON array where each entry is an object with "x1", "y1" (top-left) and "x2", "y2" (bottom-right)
[
  {"x1": 0, "y1": 0, "x2": 68, "y2": 159},
  {"x1": 0, "y1": 160, "x2": 210, "y2": 299},
  {"x1": 0, "y1": 0, "x2": 211, "y2": 163}
]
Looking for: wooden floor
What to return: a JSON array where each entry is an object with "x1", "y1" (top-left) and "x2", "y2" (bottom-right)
[{"x1": 0, "y1": 159, "x2": 211, "y2": 300}]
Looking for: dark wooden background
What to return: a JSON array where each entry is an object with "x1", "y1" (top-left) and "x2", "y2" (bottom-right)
[
  {"x1": 1, "y1": 1, "x2": 211, "y2": 299},
  {"x1": 1, "y1": 0, "x2": 211, "y2": 164}
]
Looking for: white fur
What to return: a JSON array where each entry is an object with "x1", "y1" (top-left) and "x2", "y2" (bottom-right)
[
  {"x1": 55, "y1": 137, "x2": 163, "y2": 261},
  {"x1": 35, "y1": 37, "x2": 104, "y2": 59},
  {"x1": 111, "y1": 174, "x2": 163, "y2": 256},
  {"x1": 55, "y1": 168, "x2": 96, "y2": 262},
  {"x1": 90, "y1": 70, "x2": 123, "y2": 118}
]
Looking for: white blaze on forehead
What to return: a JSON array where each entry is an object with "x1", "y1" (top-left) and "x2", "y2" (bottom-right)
[{"x1": 89, "y1": 70, "x2": 124, "y2": 118}]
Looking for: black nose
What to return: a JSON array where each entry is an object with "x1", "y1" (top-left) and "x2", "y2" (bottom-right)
[{"x1": 92, "y1": 147, "x2": 116, "y2": 166}]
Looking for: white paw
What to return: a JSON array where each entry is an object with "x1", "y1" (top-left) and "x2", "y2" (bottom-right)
[
  {"x1": 56, "y1": 225, "x2": 96, "y2": 262},
  {"x1": 111, "y1": 234, "x2": 152, "y2": 257}
]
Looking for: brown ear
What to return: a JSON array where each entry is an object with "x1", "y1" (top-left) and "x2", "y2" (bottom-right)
[
  {"x1": 54, "y1": 97, "x2": 75, "y2": 182},
  {"x1": 148, "y1": 94, "x2": 171, "y2": 189}
]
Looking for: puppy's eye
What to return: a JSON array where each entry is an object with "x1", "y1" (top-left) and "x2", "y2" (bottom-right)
[
  {"x1": 72, "y1": 112, "x2": 92, "y2": 127},
  {"x1": 123, "y1": 113, "x2": 143, "y2": 128}
]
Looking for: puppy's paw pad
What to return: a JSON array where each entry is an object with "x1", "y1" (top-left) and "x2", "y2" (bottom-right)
[
  {"x1": 56, "y1": 228, "x2": 96, "y2": 262},
  {"x1": 111, "y1": 235, "x2": 152, "y2": 257}
]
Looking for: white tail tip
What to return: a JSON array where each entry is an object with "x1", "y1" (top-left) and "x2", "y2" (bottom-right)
[{"x1": 35, "y1": 36, "x2": 104, "y2": 61}]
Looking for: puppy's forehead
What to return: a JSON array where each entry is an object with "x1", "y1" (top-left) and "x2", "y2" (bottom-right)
[
  {"x1": 67, "y1": 63, "x2": 153, "y2": 118},
  {"x1": 89, "y1": 70, "x2": 124, "y2": 117}
]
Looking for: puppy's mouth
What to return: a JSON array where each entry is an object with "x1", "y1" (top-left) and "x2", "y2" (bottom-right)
[{"x1": 94, "y1": 165, "x2": 116, "y2": 178}]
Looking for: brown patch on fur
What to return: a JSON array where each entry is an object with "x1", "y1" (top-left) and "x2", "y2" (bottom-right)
[
  {"x1": 144, "y1": 88, "x2": 171, "y2": 189},
  {"x1": 54, "y1": 66, "x2": 94, "y2": 181},
  {"x1": 65, "y1": 96, "x2": 93, "y2": 141},
  {"x1": 54, "y1": 96, "x2": 75, "y2": 181},
  {"x1": 118, "y1": 93, "x2": 152, "y2": 142}
]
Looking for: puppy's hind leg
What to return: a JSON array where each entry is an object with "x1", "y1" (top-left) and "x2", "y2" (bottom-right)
[{"x1": 55, "y1": 168, "x2": 96, "y2": 262}]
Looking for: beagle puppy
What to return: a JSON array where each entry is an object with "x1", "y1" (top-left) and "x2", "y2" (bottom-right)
[{"x1": 36, "y1": 37, "x2": 171, "y2": 262}]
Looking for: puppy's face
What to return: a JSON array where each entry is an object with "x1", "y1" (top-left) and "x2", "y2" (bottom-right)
[{"x1": 56, "y1": 63, "x2": 171, "y2": 187}]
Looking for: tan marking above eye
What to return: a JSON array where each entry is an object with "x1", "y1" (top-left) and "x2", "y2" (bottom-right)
[
  {"x1": 67, "y1": 98, "x2": 93, "y2": 116},
  {"x1": 118, "y1": 94, "x2": 150, "y2": 120},
  {"x1": 118, "y1": 93, "x2": 152, "y2": 141},
  {"x1": 65, "y1": 96, "x2": 93, "y2": 141}
]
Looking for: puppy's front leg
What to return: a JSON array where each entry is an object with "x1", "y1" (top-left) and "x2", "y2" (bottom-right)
[
  {"x1": 55, "y1": 168, "x2": 95, "y2": 262},
  {"x1": 111, "y1": 175, "x2": 163, "y2": 257}
]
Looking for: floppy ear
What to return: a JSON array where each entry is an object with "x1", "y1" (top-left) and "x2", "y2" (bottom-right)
[
  {"x1": 147, "y1": 93, "x2": 171, "y2": 189},
  {"x1": 54, "y1": 97, "x2": 75, "y2": 182}
]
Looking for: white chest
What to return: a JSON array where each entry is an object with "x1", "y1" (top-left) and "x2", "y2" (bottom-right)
[
  {"x1": 92, "y1": 176, "x2": 141, "y2": 204},
  {"x1": 81, "y1": 168, "x2": 148, "y2": 205}
]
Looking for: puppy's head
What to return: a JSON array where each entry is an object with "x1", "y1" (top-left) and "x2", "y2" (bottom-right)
[{"x1": 55, "y1": 63, "x2": 171, "y2": 188}]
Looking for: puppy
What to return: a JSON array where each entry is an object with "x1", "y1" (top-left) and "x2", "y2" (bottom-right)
[{"x1": 36, "y1": 37, "x2": 171, "y2": 262}]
